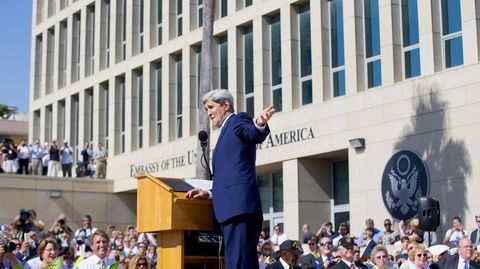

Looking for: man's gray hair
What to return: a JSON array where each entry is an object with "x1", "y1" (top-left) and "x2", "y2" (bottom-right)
[{"x1": 202, "y1": 89, "x2": 235, "y2": 113}]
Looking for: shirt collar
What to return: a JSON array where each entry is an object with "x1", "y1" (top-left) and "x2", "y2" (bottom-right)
[{"x1": 221, "y1": 113, "x2": 234, "y2": 128}]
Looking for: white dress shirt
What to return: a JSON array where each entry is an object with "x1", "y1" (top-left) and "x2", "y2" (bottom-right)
[{"x1": 76, "y1": 254, "x2": 120, "y2": 269}]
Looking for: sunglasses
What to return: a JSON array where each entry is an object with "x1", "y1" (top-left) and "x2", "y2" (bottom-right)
[
  {"x1": 354, "y1": 250, "x2": 361, "y2": 254},
  {"x1": 308, "y1": 243, "x2": 316, "y2": 246},
  {"x1": 416, "y1": 253, "x2": 427, "y2": 258},
  {"x1": 375, "y1": 255, "x2": 387, "y2": 260},
  {"x1": 384, "y1": 223, "x2": 392, "y2": 226},
  {"x1": 137, "y1": 263, "x2": 147, "y2": 267},
  {"x1": 320, "y1": 242, "x2": 333, "y2": 246}
]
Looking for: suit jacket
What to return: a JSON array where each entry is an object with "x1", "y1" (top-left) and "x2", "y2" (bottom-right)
[
  {"x1": 331, "y1": 260, "x2": 368, "y2": 269},
  {"x1": 265, "y1": 260, "x2": 302, "y2": 269},
  {"x1": 361, "y1": 240, "x2": 376, "y2": 260},
  {"x1": 211, "y1": 113, "x2": 270, "y2": 223},
  {"x1": 434, "y1": 253, "x2": 480, "y2": 269},
  {"x1": 470, "y1": 228, "x2": 479, "y2": 245}
]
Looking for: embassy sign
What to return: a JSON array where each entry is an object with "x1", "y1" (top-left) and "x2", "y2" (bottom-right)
[
  {"x1": 381, "y1": 150, "x2": 429, "y2": 221},
  {"x1": 257, "y1": 127, "x2": 315, "y2": 150}
]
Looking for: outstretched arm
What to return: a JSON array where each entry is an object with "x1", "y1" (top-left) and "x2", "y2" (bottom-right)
[{"x1": 255, "y1": 105, "x2": 276, "y2": 127}]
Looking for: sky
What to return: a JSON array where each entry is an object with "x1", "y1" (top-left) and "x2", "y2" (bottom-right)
[{"x1": 0, "y1": 1, "x2": 32, "y2": 113}]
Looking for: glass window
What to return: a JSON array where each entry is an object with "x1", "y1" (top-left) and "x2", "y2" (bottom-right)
[
  {"x1": 72, "y1": 13, "x2": 81, "y2": 82},
  {"x1": 401, "y1": 0, "x2": 420, "y2": 78},
  {"x1": 101, "y1": 0, "x2": 111, "y2": 69},
  {"x1": 220, "y1": 0, "x2": 227, "y2": 17},
  {"x1": 59, "y1": 21, "x2": 67, "y2": 88},
  {"x1": 86, "y1": 5, "x2": 95, "y2": 76},
  {"x1": 219, "y1": 36, "x2": 228, "y2": 89},
  {"x1": 157, "y1": 0, "x2": 162, "y2": 45},
  {"x1": 244, "y1": 26, "x2": 254, "y2": 117},
  {"x1": 258, "y1": 172, "x2": 284, "y2": 226},
  {"x1": 364, "y1": 0, "x2": 381, "y2": 88},
  {"x1": 176, "y1": 0, "x2": 183, "y2": 37},
  {"x1": 122, "y1": 0, "x2": 126, "y2": 60},
  {"x1": 270, "y1": 15, "x2": 282, "y2": 111},
  {"x1": 155, "y1": 63, "x2": 162, "y2": 143},
  {"x1": 136, "y1": 71, "x2": 143, "y2": 149},
  {"x1": 120, "y1": 79, "x2": 126, "y2": 153},
  {"x1": 197, "y1": 0, "x2": 203, "y2": 27},
  {"x1": 245, "y1": 0, "x2": 252, "y2": 7},
  {"x1": 176, "y1": 56, "x2": 183, "y2": 138},
  {"x1": 139, "y1": 0, "x2": 144, "y2": 53},
  {"x1": 299, "y1": 4, "x2": 312, "y2": 105},
  {"x1": 441, "y1": 0, "x2": 463, "y2": 68},
  {"x1": 330, "y1": 0, "x2": 345, "y2": 97},
  {"x1": 333, "y1": 160, "x2": 349, "y2": 205}
]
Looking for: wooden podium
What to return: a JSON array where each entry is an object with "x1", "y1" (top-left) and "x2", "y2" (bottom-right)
[{"x1": 135, "y1": 174, "x2": 223, "y2": 269}]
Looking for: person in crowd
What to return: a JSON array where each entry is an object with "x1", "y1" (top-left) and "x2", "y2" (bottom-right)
[
  {"x1": 434, "y1": 238, "x2": 480, "y2": 269},
  {"x1": 48, "y1": 214, "x2": 73, "y2": 253},
  {"x1": 1, "y1": 139, "x2": 18, "y2": 174},
  {"x1": 472, "y1": 214, "x2": 480, "y2": 247},
  {"x1": 258, "y1": 241, "x2": 274, "y2": 266},
  {"x1": 399, "y1": 219, "x2": 423, "y2": 244},
  {"x1": 407, "y1": 244, "x2": 428, "y2": 269},
  {"x1": 0, "y1": 239, "x2": 22, "y2": 269},
  {"x1": 76, "y1": 230, "x2": 119, "y2": 269},
  {"x1": 74, "y1": 214, "x2": 98, "y2": 253},
  {"x1": 317, "y1": 222, "x2": 338, "y2": 241},
  {"x1": 87, "y1": 159, "x2": 96, "y2": 178},
  {"x1": 271, "y1": 224, "x2": 288, "y2": 246},
  {"x1": 266, "y1": 240, "x2": 303, "y2": 269},
  {"x1": 94, "y1": 143, "x2": 108, "y2": 179},
  {"x1": 41, "y1": 142, "x2": 49, "y2": 176},
  {"x1": 48, "y1": 140, "x2": 61, "y2": 177},
  {"x1": 362, "y1": 227, "x2": 377, "y2": 261},
  {"x1": 301, "y1": 224, "x2": 316, "y2": 244},
  {"x1": 357, "y1": 219, "x2": 382, "y2": 247},
  {"x1": 185, "y1": 89, "x2": 274, "y2": 269},
  {"x1": 396, "y1": 236, "x2": 411, "y2": 262},
  {"x1": 353, "y1": 244, "x2": 368, "y2": 268},
  {"x1": 370, "y1": 245, "x2": 394, "y2": 269},
  {"x1": 317, "y1": 237, "x2": 336, "y2": 268},
  {"x1": 331, "y1": 237, "x2": 367, "y2": 269},
  {"x1": 24, "y1": 237, "x2": 67, "y2": 269},
  {"x1": 60, "y1": 140, "x2": 73, "y2": 178},
  {"x1": 80, "y1": 143, "x2": 92, "y2": 174},
  {"x1": 380, "y1": 219, "x2": 400, "y2": 245},
  {"x1": 16, "y1": 139, "x2": 30, "y2": 175},
  {"x1": 135, "y1": 242, "x2": 147, "y2": 259},
  {"x1": 297, "y1": 236, "x2": 321, "y2": 269},
  {"x1": 333, "y1": 222, "x2": 349, "y2": 248},
  {"x1": 145, "y1": 245, "x2": 156, "y2": 268},
  {"x1": 30, "y1": 139, "x2": 44, "y2": 175},
  {"x1": 443, "y1": 216, "x2": 468, "y2": 247},
  {"x1": 128, "y1": 255, "x2": 149, "y2": 269},
  {"x1": 258, "y1": 226, "x2": 271, "y2": 253}
]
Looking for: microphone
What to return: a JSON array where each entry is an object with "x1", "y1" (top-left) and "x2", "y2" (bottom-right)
[
  {"x1": 198, "y1": 130, "x2": 208, "y2": 143},
  {"x1": 197, "y1": 130, "x2": 212, "y2": 179}
]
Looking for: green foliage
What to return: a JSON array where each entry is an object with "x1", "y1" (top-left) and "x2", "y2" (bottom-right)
[{"x1": 0, "y1": 104, "x2": 9, "y2": 118}]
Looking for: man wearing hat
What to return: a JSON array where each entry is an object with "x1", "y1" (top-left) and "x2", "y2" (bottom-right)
[
  {"x1": 266, "y1": 240, "x2": 303, "y2": 269},
  {"x1": 331, "y1": 237, "x2": 367, "y2": 269}
]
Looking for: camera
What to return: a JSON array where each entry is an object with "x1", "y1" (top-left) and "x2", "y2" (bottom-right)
[
  {"x1": 4, "y1": 241, "x2": 18, "y2": 253},
  {"x1": 19, "y1": 209, "x2": 30, "y2": 225},
  {"x1": 58, "y1": 219, "x2": 65, "y2": 225}
]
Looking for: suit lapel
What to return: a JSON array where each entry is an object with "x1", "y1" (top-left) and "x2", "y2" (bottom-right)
[{"x1": 212, "y1": 114, "x2": 234, "y2": 173}]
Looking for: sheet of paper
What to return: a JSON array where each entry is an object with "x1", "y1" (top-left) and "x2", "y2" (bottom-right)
[{"x1": 184, "y1": 178, "x2": 213, "y2": 190}]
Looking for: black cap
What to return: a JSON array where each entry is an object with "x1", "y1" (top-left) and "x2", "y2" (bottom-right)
[
  {"x1": 280, "y1": 240, "x2": 304, "y2": 255},
  {"x1": 338, "y1": 237, "x2": 355, "y2": 249}
]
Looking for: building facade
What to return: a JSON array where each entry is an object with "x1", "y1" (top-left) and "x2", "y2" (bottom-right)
[{"x1": 30, "y1": 0, "x2": 480, "y2": 240}]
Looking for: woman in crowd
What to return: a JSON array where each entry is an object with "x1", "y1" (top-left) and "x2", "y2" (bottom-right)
[
  {"x1": 405, "y1": 244, "x2": 428, "y2": 269},
  {"x1": 371, "y1": 245, "x2": 394, "y2": 269},
  {"x1": 258, "y1": 241, "x2": 274, "y2": 265},
  {"x1": 128, "y1": 255, "x2": 150, "y2": 269},
  {"x1": 24, "y1": 237, "x2": 67, "y2": 269}
]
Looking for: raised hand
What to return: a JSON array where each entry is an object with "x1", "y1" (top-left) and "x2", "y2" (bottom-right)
[{"x1": 256, "y1": 105, "x2": 276, "y2": 127}]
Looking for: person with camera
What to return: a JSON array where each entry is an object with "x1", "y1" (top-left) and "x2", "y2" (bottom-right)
[
  {"x1": 48, "y1": 140, "x2": 61, "y2": 177},
  {"x1": 74, "y1": 215, "x2": 98, "y2": 253},
  {"x1": 1, "y1": 139, "x2": 18, "y2": 174},
  {"x1": 48, "y1": 214, "x2": 73, "y2": 254},
  {"x1": 16, "y1": 139, "x2": 30, "y2": 175},
  {"x1": 60, "y1": 140, "x2": 73, "y2": 178},
  {"x1": 0, "y1": 240, "x2": 21, "y2": 269}
]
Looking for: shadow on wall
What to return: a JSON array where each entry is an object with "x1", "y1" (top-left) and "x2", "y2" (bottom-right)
[{"x1": 393, "y1": 83, "x2": 471, "y2": 234}]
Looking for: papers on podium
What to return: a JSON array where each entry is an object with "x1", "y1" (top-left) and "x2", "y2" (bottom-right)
[{"x1": 184, "y1": 178, "x2": 213, "y2": 191}]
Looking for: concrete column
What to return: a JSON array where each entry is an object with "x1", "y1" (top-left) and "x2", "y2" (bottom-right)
[
  {"x1": 253, "y1": 16, "x2": 266, "y2": 113},
  {"x1": 125, "y1": 70, "x2": 133, "y2": 153},
  {"x1": 344, "y1": 0, "x2": 365, "y2": 94},
  {"x1": 461, "y1": 0, "x2": 480, "y2": 65},
  {"x1": 418, "y1": 0, "x2": 439, "y2": 75},
  {"x1": 310, "y1": 0, "x2": 324, "y2": 103},
  {"x1": 126, "y1": 0, "x2": 134, "y2": 60},
  {"x1": 181, "y1": 46, "x2": 192, "y2": 137},
  {"x1": 53, "y1": 22, "x2": 60, "y2": 92},
  {"x1": 94, "y1": 0, "x2": 102, "y2": 73},
  {"x1": 80, "y1": 5, "x2": 87, "y2": 79},
  {"x1": 93, "y1": 83, "x2": 101, "y2": 145},
  {"x1": 280, "y1": 5, "x2": 294, "y2": 112},
  {"x1": 379, "y1": 0, "x2": 401, "y2": 85},
  {"x1": 66, "y1": 14, "x2": 73, "y2": 86}
]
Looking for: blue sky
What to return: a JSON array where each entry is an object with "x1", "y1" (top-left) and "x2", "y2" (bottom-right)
[{"x1": 0, "y1": 2, "x2": 32, "y2": 113}]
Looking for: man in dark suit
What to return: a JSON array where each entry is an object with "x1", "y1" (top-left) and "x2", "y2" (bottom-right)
[
  {"x1": 266, "y1": 240, "x2": 304, "y2": 269},
  {"x1": 186, "y1": 89, "x2": 275, "y2": 269},
  {"x1": 470, "y1": 215, "x2": 480, "y2": 246},
  {"x1": 361, "y1": 227, "x2": 376, "y2": 261},
  {"x1": 331, "y1": 237, "x2": 367, "y2": 269},
  {"x1": 434, "y1": 238, "x2": 480, "y2": 269}
]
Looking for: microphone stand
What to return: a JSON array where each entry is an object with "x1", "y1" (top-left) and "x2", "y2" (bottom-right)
[{"x1": 200, "y1": 140, "x2": 212, "y2": 180}]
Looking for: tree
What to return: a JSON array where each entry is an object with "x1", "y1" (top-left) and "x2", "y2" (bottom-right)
[
  {"x1": 195, "y1": 0, "x2": 215, "y2": 180},
  {"x1": 0, "y1": 104, "x2": 10, "y2": 119}
]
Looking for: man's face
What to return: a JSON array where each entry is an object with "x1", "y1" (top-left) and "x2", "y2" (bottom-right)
[
  {"x1": 458, "y1": 239, "x2": 474, "y2": 260},
  {"x1": 92, "y1": 235, "x2": 109, "y2": 258},
  {"x1": 274, "y1": 225, "x2": 281, "y2": 235},
  {"x1": 366, "y1": 220, "x2": 374, "y2": 229},
  {"x1": 204, "y1": 99, "x2": 230, "y2": 128},
  {"x1": 338, "y1": 225, "x2": 347, "y2": 236},
  {"x1": 283, "y1": 251, "x2": 299, "y2": 265},
  {"x1": 308, "y1": 239, "x2": 317, "y2": 252},
  {"x1": 338, "y1": 246, "x2": 354, "y2": 262},
  {"x1": 83, "y1": 217, "x2": 92, "y2": 228},
  {"x1": 353, "y1": 246, "x2": 361, "y2": 261},
  {"x1": 320, "y1": 238, "x2": 333, "y2": 255}
]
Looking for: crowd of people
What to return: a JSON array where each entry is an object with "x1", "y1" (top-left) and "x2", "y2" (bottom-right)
[
  {"x1": 0, "y1": 138, "x2": 108, "y2": 179},
  {"x1": 258, "y1": 216, "x2": 480, "y2": 269},
  {"x1": 0, "y1": 210, "x2": 157, "y2": 269}
]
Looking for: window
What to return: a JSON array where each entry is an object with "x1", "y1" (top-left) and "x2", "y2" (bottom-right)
[
  {"x1": 331, "y1": 160, "x2": 350, "y2": 227},
  {"x1": 176, "y1": 0, "x2": 183, "y2": 37},
  {"x1": 72, "y1": 12, "x2": 81, "y2": 82},
  {"x1": 135, "y1": 70, "x2": 143, "y2": 149},
  {"x1": 197, "y1": 0, "x2": 203, "y2": 27},
  {"x1": 85, "y1": 89, "x2": 94, "y2": 145},
  {"x1": 36, "y1": 0, "x2": 44, "y2": 25},
  {"x1": 33, "y1": 110, "x2": 41, "y2": 142},
  {"x1": 45, "y1": 105, "x2": 53, "y2": 143},
  {"x1": 48, "y1": 0, "x2": 56, "y2": 17},
  {"x1": 218, "y1": 36, "x2": 228, "y2": 89},
  {"x1": 156, "y1": 0, "x2": 163, "y2": 45},
  {"x1": 243, "y1": 26, "x2": 254, "y2": 117},
  {"x1": 401, "y1": 0, "x2": 420, "y2": 78},
  {"x1": 34, "y1": 35, "x2": 43, "y2": 99},
  {"x1": 194, "y1": 47, "x2": 202, "y2": 108},
  {"x1": 155, "y1": 63, "x2": 162, "y2": 143},
  {"x1": 364, "y1": 0, "x2": 382, "y2": 88},
  {"x1": 58, "y1": 21, "x2": 68, "y2": 88},
  {"x1": 245, "y1": 0, "x2": 252, "y2": 7},
  {"x1": 220, "y1": 0, "x2": 227, "y2": 18},
  {"x1": 46, "y1": 28, "x2": 54, "y2": 94},
  {"x1": 175, "y1": 56, "x2": 183, "y2": 138},
  {"x1": 71, "y1": 94, "x2": 80, "y2": 162},
  {"x1": 330, "y1": 0, "x2": 346, "y2": 97},
  {"x1": 86, "y1": 5, "x2": 95, "y2": 76},
  {"x1": 299, "y1": 4, "x2": 312, "y2": 105},
  {"x1": 270, "y1": 15, "x2": 282, "y2": 111},
  {"x1": 118, "y1": 77, "x2": 126, "y2": 154},
  {"x1": 117, "y1": 0, "x2": 127, "y2": 61},
  {"x1": 101, "y1": 0, "x2": 111, "y2": 69},
  {"x1": 60, "y1": 0, "x2": 68, "y2": 10},
  {"x1": 441, "y1": 0, "x2": 463, "y2": 68},
  {"x1": 258, "y1": 172, "x2": 284, "y2": 233},
  {"x1": 57, "y1": 100, "x2": 66, "y2": 142},
  {"x1": 100, "y1": 83, "x2": 109, "y2": 147},
  {"x1": 135, "y1": 0, "x2": 144, "y2": 54}
]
